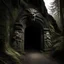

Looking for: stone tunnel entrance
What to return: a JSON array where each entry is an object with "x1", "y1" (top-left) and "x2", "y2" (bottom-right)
[{"x1": 24, "y1": 25, "x2": 42, "y2": 51}]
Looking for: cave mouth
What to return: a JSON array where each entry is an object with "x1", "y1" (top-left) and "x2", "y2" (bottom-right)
[{"x1": 24, "y1": 25, "x2": 41, "y2": 52}]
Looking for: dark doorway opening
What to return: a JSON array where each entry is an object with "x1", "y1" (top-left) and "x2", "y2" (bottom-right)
[{"x1": 24, "y1": 25, "x2": 41, "y2": 51}]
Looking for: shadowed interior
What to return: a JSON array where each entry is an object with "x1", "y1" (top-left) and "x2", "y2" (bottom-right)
[{"x1": 24, "y1": 25, "x2": 41, "y2": 51}]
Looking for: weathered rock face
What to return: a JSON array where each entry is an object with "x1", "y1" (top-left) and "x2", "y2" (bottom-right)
[{"x1": 0, "y1": 0, "x2": 63, "y2": 55}]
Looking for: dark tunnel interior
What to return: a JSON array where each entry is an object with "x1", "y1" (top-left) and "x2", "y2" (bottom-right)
[{"x1": 24, "y1": 25, "x2": 41, "y2": 51}]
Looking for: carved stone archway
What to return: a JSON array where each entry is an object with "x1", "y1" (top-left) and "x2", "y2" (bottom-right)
[{"x1": 12, "y1": 11, "x2": 48, "y2": 53}]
